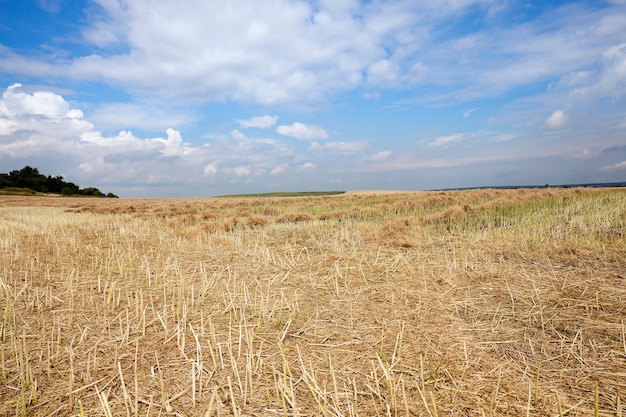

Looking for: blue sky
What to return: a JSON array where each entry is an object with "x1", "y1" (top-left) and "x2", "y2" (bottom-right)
[{"x1": 1, "y1": 0, "x2": 625, "y2": 197}]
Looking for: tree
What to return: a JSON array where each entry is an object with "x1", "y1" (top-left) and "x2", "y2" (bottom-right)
[
  {"x1": 9, "y1": 166, "x2": 44, "y2": 189},
  {"x1": 81, "y1": 187, "x2": 105, "y2": 197},
  {"x1": 45, "y1": 175, "x2": 66, "y2": 193},
  {"x1": 0, "y1": 166, "x2": 116, "y2": 197}
]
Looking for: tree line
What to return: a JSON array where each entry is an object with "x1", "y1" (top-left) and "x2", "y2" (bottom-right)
[{"x1": 0, "y1": 166, "x2": 118, "y2": 198}]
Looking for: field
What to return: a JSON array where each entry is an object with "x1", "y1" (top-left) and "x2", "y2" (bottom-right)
[{"x1": 1, "y1": 188, "x2": 625, "y2": 416}]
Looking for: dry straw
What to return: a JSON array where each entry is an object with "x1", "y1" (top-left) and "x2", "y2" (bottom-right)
[{"x1": 0, "y1": 187, "x2": 625, "y2": 416}]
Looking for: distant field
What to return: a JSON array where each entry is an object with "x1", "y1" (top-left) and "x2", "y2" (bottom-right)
[
  {"x1": 1, "y1": 188, "x2": 625, "y2": 416},
  {"x1": 216, "y1": 191, "x2": 346, "y2": 198}
]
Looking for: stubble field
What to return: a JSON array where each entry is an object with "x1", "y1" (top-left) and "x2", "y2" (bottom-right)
[{"x1": 1, "y1": 188, "x2": 625, "y2": 416}]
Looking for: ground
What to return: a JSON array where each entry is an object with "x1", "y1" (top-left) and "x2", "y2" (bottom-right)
[{"x1": 1, "y1": 188, "x2": 625, "y2": 416}]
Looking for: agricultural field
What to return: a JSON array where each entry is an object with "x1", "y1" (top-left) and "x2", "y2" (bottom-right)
[{"x1": 1, "y1": 188, "x2": 625, "y2": 416}]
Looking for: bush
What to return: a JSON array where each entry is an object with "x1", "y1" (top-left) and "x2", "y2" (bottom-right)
[{"x1": 81, "y1": 187, "x2": 105, "y2": 197}]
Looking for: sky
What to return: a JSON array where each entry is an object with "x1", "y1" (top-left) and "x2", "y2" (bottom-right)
[{"x1": 1, "y1": 0, "x2": 625, "y2": 197}]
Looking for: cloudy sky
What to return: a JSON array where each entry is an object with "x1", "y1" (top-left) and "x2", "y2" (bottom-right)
[{"x1": 1, "y1": 0, "x2": 625, "y2": 197}]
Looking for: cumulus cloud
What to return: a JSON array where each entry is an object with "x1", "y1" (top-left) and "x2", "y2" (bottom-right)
[
  {"x1": 0, "y1": 86, "x2": 195, "y2": 164},
  {"x1": 4, "y1": 1, "x2": 626, "y2": 195},
  {"x1": 0, "y1": 83, "x2": 77, "y2": 118},
  {"x1": 277, "y1": 122, "x2": 329, "y2": 141},
  {"x1": 79, "y1": 128, "x2": 195, "y2": 158},
  {"x1": 236, "y1": 115, "x2": 278, "y2": 129},
  {"x1": 0, "y1": 84, "x2": 311, "y2": 195},
  {"x1": 545, "y1": 110, "x2": 567, "y2": 130},
  {"x1": 0, "y1": 83, "x2": 93, "y2": 149}
]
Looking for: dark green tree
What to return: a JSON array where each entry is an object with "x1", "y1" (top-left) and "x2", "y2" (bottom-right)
[
  {"x1": 0, "y1": 166, "x2": 117, "y2": 197},
  {"x1": 81, "y1": 187, "x2": 105, "y2": 197}
]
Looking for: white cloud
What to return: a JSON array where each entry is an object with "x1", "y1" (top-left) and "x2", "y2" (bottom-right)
[
  {"x1": 552, "y1": 71, "x2": 591, "y2": 90},
  {"x1": 545, "y1": 110, "x2": 567, "y2": 130},
  {"x1": 236, "y1": 115, "x2": 278, "y2": 129},
  {"x1": 463, "y1": 107, "x2": 479, "y2": 117},
  {"x1": 298, "y1": 162, "x2": 317, "y2": 171},
  {"x1": 324, "y1": 141, "x2": 367, "y2": 154},
  {"x1": 0, "y1": 83, "x2": 74, "y2": 117},
  {"x1": 3, "y1": 0, "x2": 626, "y2": 114},
  {"x1": 601, "y1": 160, "x2": 626, "y2": 171},
  {"x1": 308, "y1": 141, "x2": 323, "y2": 151},
  {"x1": 232, "y1": 166, "x2": 252, "y2": 177},
  {"x1": 25, "y1": 0, "x2": 420, "y2": 104},
  {"x1": 270, "y1": 165, "x2": 286, "y2": 175},
  {"x1": 89, "y1": 102, "x2": 194, "y2": 131},
  {"x1": 0, "y1": 83, "x2": 93, "y2": 141},
  {"x1": 229, "y1": 129, "x2": 247, "y2": 141},
  {"x1": 597, "y1": 43, "x2": 626, "y2": 98},
  {"x1": 0, "y1": 85, "x2": 307, "y2": 194},
  {"x1": 429, "y1": 133, "x2": 467, "y2": 147},
  {"x1": 398, "y1": 3, "x2": 626, "y2": 105},
  {"x1": 4, "y1": 1, "x2": 626, "y2": 195},
  {"x1": 79, "y1": 128, "x2": 195, "y2": 157},
  {"x1": 3, "y1": 1, "x2": 624, "y2": 109},
  {"x1": 567, "y1": 43, "x2": 626, "y2": 101},
  {"x1": 367, "y1": 59, "x2": 399, "y2": 85},
  {"x1": 203, "y1": 163, "x2": 218, "y2": 175},
  {"x1": 364, "y1": 150, "x2": 392, "y2": 161},
  {"x1": 2, "y1": 0, "x2": 538, "y2": 105},
  {"x1": 157, "y1": 128, "x2": 192, "y2": 156},
  {"x1": 490, "y1": 133, "x2": 517, "y2": 143},
  {"x1": 572, "y1": 148, "x2": 597, "y2": 159},
  {"x1": 277, "y1": 122, "x2": 329, "y2": 141}
]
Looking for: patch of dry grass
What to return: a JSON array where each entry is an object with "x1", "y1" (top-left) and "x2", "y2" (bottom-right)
[{"x1": 1, "y1": 188, "x2": 625, "y2": 416}]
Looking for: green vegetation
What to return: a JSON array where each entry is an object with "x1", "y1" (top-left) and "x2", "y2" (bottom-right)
[
  {"x1": 0, "y1": 187, "x2": 43, "y2": 196},
  {"x1": 0, "y1": 166, "x2": 118, "y2": 198}
]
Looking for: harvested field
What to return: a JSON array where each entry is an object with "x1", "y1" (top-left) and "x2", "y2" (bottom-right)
[{"x1": 1, "y1": 188, "x2": 625, "y2": 416}]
